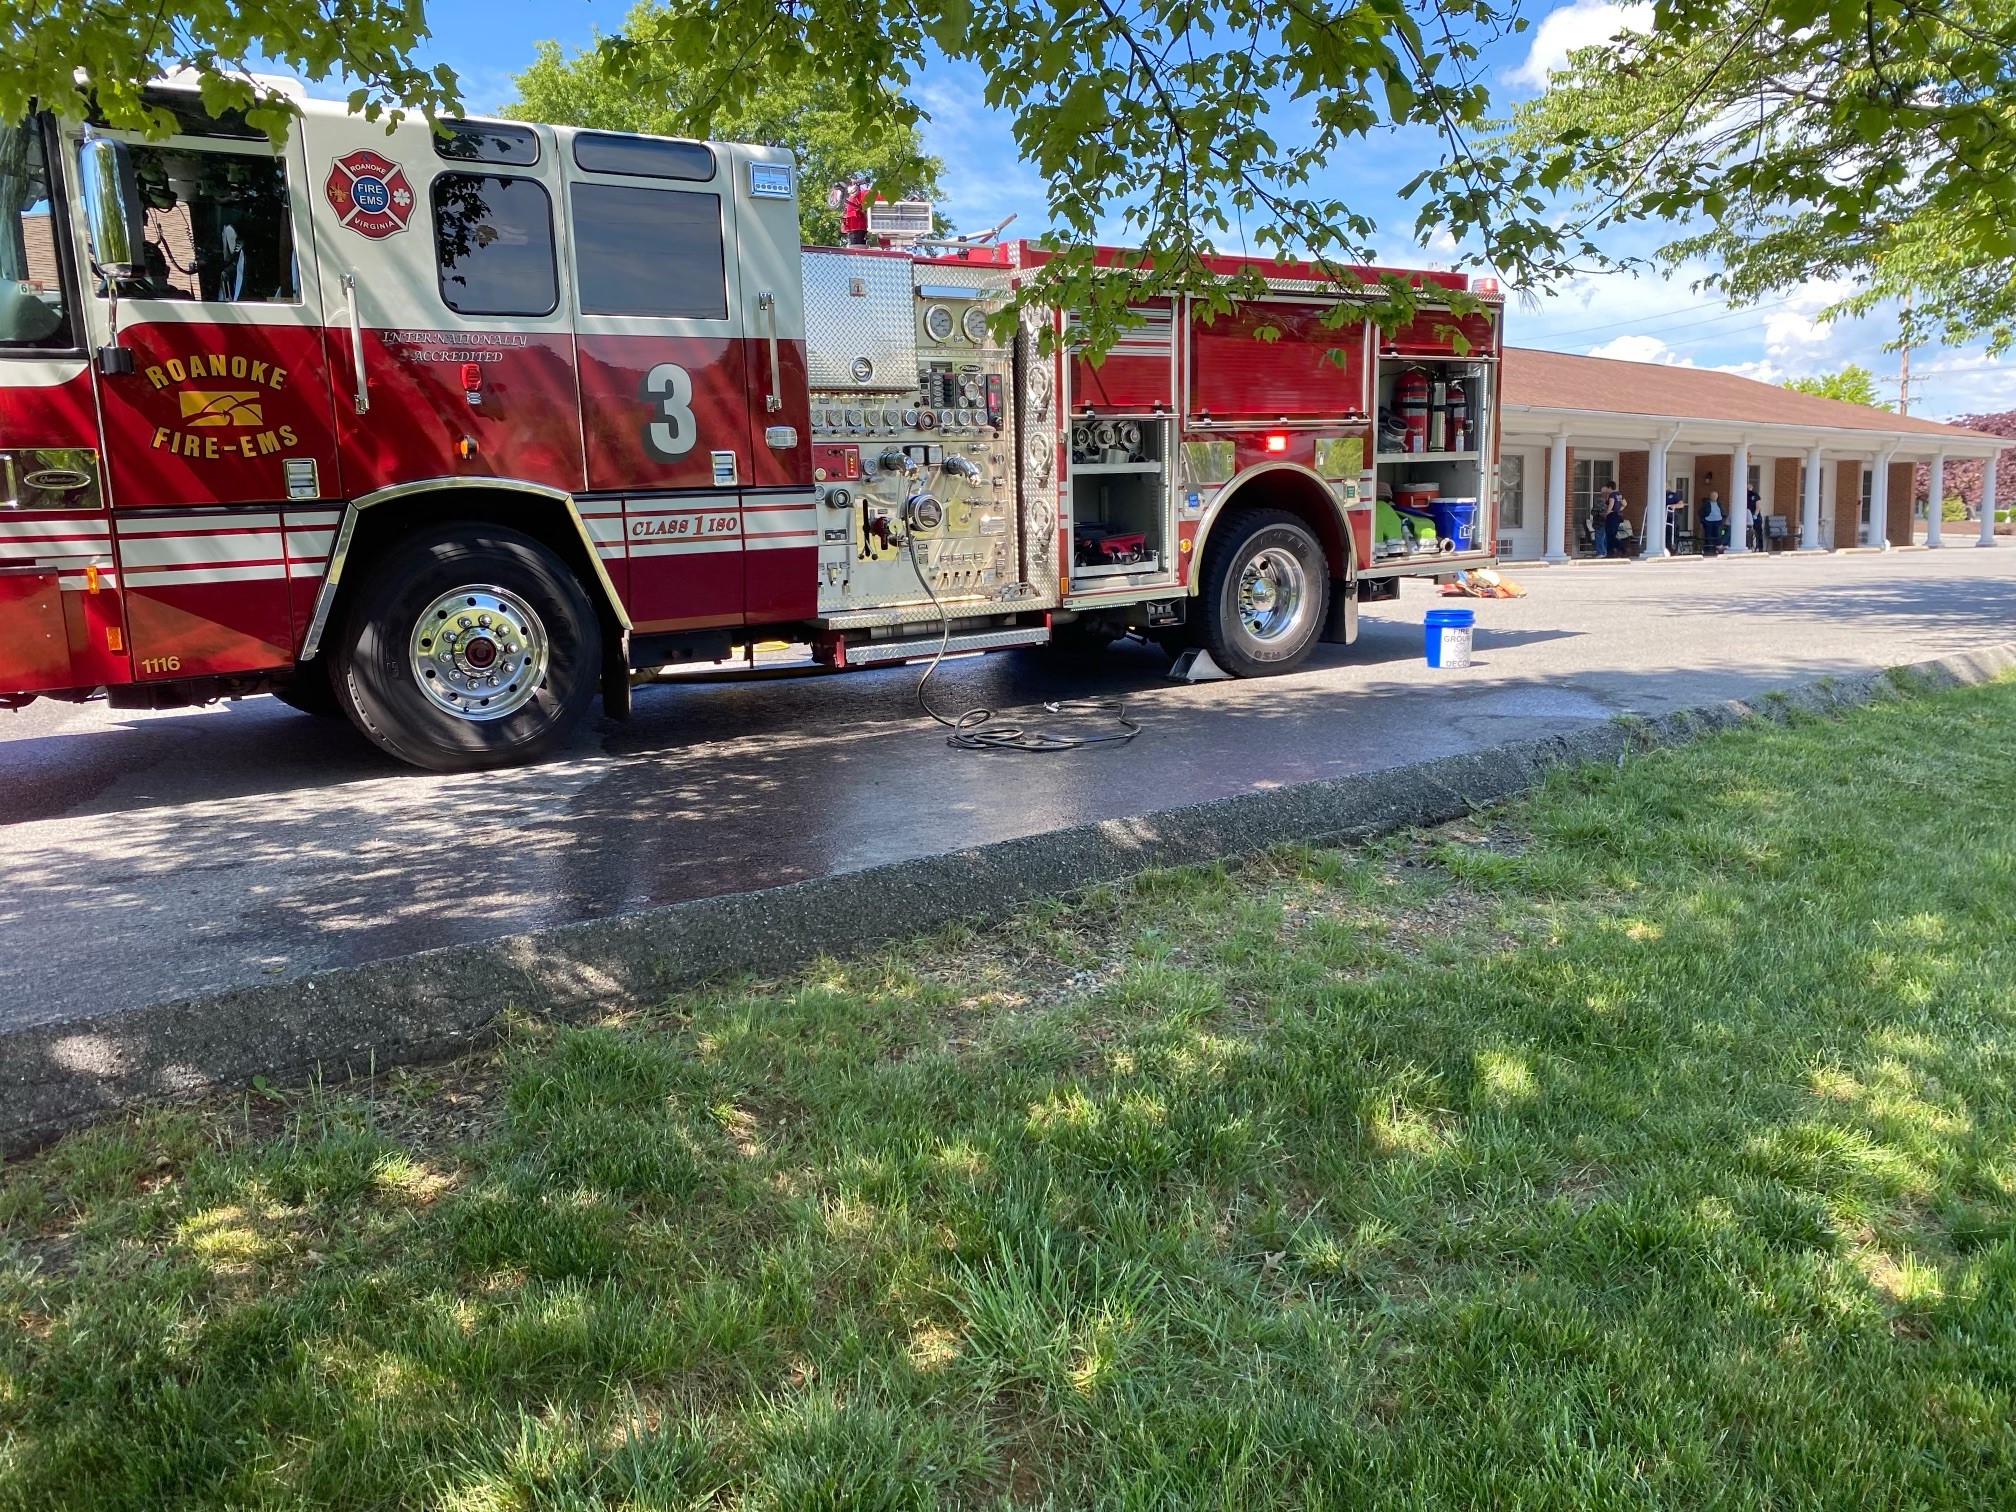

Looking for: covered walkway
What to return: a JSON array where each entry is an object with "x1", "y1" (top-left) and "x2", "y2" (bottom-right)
[{"x1": 1495, "y1": 348, "x2": 2010, "y2": 563}]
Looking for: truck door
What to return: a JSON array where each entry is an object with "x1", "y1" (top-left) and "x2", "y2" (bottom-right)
[
  {"x1": 0, "y1": 113, "x2": 125, "y2": 696},
  {"x1": 564, "y1": 129, "x2": 753, "y2": 634},
  {"x1": 84, "y1": 101, "x2": 344, "y2": 680},
  {"x1": 302, "y1": 114, "x2": 584, "y2": 499},
  {"x1": 725, "y1": 145, "x2": 815, "y2": 622}
]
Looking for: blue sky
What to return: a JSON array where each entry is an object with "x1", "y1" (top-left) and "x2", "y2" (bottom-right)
[{"x1": 368, "y1": 0, "x2": 2007, "y2": 419}]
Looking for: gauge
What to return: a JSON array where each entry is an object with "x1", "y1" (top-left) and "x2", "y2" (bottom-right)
[
  {"x1": 902, "y1": 408, "x2": 921, "y2": 428},
  {"x1": 844, "y1": 407, "x2": 865, "y2": 429},
  {"x1": 918, "y1": 409, "x2": 938, "y2": 430},
  {"x1": 923, "y1": 304, "x2": 956, "y2": 343},
  {"x1": 878, "y1": 406, "x2": 898, "y2": 428},
  {"x1": 962, "y1": 304, "x2": 991, "y2": 344}
]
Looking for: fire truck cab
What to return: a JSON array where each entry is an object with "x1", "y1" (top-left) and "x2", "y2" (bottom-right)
[{"x1": 0, "y1": 88, "x2": 1503, "y2": 770}]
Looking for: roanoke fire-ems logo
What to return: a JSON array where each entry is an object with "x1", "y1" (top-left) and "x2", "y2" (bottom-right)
[
  {"x1": 141, "y1": 352, "x2": 300, "y2": 462},
  {"x1": 325, "y1": 150, "x2": 414, "y2": 239}
]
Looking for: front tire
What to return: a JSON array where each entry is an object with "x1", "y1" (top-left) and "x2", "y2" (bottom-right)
[
  {"x1": 1198, "y1": 508, "x2": 1329, "y2": 677},
  {"x1": 334, "y1": 524, "x2": 602, "y2": 772}
]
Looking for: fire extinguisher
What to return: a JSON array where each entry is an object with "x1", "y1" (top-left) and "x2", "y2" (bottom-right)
[
  {"x1": 1446, "y1": 378, "x2": 1469, "y2": 452},
  {"x1": 1397, "y1": 368, "x2": 1430, "y2": 455}
]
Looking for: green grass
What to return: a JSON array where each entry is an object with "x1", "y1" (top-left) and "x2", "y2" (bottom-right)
[{"x1": 6, "y1": 677, "x2": 2016, "y2": 1509}]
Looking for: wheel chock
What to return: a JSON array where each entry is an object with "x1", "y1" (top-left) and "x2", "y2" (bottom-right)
[{"x1": 1167, "y1": 647, "x2": 1233, "y2": 682}]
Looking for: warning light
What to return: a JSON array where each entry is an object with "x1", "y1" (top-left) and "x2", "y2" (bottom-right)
[
  {"x1": 1265, "y1": 433, "x2": 1288, "y2": 454},
  {"x1": 460, "y1": 363, "x2": 483, "y2": 391},
  {"x1": 1475, "y1": 277, "x2": 1501, "y2": 295}
]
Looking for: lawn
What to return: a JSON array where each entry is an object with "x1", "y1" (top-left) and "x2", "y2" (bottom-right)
[{"x1": 5, "y1": 672, "x2": 2016, "y2": 1509}]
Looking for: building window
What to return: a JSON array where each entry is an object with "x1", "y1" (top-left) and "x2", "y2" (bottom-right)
[
  {"x1": 116, "y1": 141, "x2": 298, "y2": 304},
  {"x1": 432, "y1": 173, "x2": 557, "y2": 317},
  {"x1": 1497, "y1": 454, "x2": 1525, "y2": 529},
  {"x1": 570, "y1": 183, "x2": 726, "y2": 320}
]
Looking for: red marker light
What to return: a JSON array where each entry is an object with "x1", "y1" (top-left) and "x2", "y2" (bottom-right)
[
  {"x1": 460, "y1": 363, "x2": 483, "y2": 391},
  {"x1": 1265, "y1": 433, "x2": 1288, "y2": 454}
]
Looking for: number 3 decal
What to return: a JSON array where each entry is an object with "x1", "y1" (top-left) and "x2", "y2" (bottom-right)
[{"x1": 641, "y1": 362, "x2": 697, "y2": 459}]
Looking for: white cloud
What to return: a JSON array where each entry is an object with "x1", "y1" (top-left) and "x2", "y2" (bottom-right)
[
  {"x1": 1506, "y1": 1, "x2": 1652, "y2": 89},
  {"x1": 1587, "y1": 333, "x2": 1697, "y2": 366}
]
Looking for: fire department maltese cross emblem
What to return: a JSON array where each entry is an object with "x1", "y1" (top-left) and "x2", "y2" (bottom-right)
[{"x1": 325, "y1": 150, "x2": 414, "y2": 239}]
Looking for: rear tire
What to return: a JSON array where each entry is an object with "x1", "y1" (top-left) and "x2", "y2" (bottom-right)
[
  {"x1": 334, "y1": 524, "x2": 602, "y2": 772},
  {"x1": 1198, "y1": 508, "x2": 1328, "y2": 677}
]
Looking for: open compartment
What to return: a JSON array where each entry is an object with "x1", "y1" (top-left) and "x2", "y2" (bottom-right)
[
  {"x1": 1067, "y1": 416, "x2": 1171, "y2": 580},
  {"x1": 1372, "y1": 355, "x2": 1493, "y2": 561}
]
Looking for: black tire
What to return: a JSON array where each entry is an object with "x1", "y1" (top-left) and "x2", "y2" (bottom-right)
[
  {"x1": 1197, "y1": 508, "x2": 1329, "y2": 677},
  {"x1": 334, "y1": 524, "x2": 602, "y2": 772},
  {"x1": 272, "y1": 658, "x2": 346, "y2": 719}
]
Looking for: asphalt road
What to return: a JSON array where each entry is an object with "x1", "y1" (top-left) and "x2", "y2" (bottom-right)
[{"x1": 5, "y1": 547, "x2": 2013, "y2": 1032}]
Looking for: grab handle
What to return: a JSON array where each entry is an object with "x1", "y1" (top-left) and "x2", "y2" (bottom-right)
[
  {"x1": 340, "y1": 272, "x2": 369, "y2": 415},
  {"x1": 757, "y1": 290, "x2": 782, "y2": 412}
]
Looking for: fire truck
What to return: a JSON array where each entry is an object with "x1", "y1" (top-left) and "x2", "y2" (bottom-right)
[{"x1": 0, "y1": 87, "x2": 1504, "y2": 770}]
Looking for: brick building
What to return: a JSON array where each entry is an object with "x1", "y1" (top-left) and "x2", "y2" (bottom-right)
[{"x1": 1495, "y1": 348, "x2": 2011, "y2": 561}]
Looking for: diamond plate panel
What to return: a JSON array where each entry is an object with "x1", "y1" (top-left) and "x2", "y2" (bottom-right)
[{"x1": 801, "y1": 250, "x2": 916, "y2": 392}]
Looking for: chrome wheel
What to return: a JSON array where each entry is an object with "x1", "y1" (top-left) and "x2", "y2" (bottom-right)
[
  {"x1": 1236, "y1": 547, "x2": 1311, "y2": 643},
  {"x1": 407, "y1": 584, "x2": 549, "y2": 721}
]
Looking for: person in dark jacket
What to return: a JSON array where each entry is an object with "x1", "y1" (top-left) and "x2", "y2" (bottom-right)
[{"x1": 1600, "y1": 484, "x2": 1626, "y2": 557}]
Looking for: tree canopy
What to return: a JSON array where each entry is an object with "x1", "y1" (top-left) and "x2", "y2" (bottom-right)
[
  {"x1": 558, "y1": 0, "x2": 1583, "y2": 354},
  {"x1": 0, "y1": 0, "x2": 458, "y2": 139},
  {"x1": 506, "y1": 19, "x2": 943, "y2": 247},
  {"x1": 1502, "y1": 1, "x2": 2016, "y2": 355},
  {"x1": 1782, "y1": 366, "x2": 1889, "y2": 409}
]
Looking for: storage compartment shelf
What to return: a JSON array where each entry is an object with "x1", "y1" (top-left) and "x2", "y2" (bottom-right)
[
  {"x1": 1377, "y1": 451, "x2": 1479, "y2": 465},
  {"x1": 1072, "y1": 556, "x2": 1164, "y2": 581},
  {"x1": 1070, "y1": 461, "x2": 1163, "y2": 476}
]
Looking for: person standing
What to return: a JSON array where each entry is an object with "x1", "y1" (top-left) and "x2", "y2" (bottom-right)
[
  {"x1": 1746, "y1": 486, "x2": 1764, "y2": 551},
  {"x1": 1601, "y1": 484, "x2": 1626, "y2": 558},
  {"x1": 1666, "y1": 483, "x2": 1686, "y2": 553},
  {"x1": 1701, "y1": 490, "x2": 1725, "y2": 555}
]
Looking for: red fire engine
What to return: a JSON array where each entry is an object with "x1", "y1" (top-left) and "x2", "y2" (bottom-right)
[{"x1": 0, "y1": 87, "x2": 1503, "y2": 770}]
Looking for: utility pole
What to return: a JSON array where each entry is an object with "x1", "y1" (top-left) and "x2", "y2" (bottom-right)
[{"x1": 1897, "y1": 292, "x2": 1913, "y2": 416}]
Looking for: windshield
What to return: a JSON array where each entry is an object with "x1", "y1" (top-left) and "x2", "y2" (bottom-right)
[{"x1": 0, "y1": 117, "x2": 73, "y2": 350}]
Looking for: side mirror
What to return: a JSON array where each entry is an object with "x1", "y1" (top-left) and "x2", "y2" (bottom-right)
[{"x1": 78, "y1": 134, "x2": 143, "y2": 280}]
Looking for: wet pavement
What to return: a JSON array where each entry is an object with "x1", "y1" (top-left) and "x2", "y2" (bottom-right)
[{"x1": 4, "y1": 547, "x2": 2014, "y2": 1031}]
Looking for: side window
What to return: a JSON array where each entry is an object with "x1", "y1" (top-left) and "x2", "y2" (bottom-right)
[
  {"x1": 0, "y1": 116, "x2": 73, "y2": 349},
  {"x1": 119, "y1": 142, "x2": 297, "y2": 303},
  {"x1": 570, "y1": 183, "x2": 725, "y2": 320},
  {"x1": 431, "y1": 172, "x2": 557, "y2": 317},
  {"x1": 434, "y1": 120, "x2": 540, "y2": 167}
]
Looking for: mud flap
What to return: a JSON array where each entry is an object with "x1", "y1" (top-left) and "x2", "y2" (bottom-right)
[
  {"x1": 1319, "y1": 576, "x2": 1357, "y2": 644},
  {"x1": 602, "y1": 632, "x2": 633, "y2": 720}
]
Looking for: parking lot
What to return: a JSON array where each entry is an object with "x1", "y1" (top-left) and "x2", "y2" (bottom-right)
[{"x1": 4, "y1": 548, "x2": 2013, "y2": 1032}]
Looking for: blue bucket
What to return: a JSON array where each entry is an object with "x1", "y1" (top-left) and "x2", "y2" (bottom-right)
[
  {"x1": 1424, "y1": 607, "x2": 1474, "y2": 668},
  {"x1": 1430, "y1": 497, "x2": 1480, "y2": 552}
]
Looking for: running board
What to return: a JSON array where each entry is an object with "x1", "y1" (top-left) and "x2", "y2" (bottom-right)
[{"x1": 843, "y1": 624, "x2": 1052, "y2": 666}]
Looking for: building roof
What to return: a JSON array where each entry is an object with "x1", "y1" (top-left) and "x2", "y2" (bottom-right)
[{"x1": 1501, "y1": 346, "x2": 1997, "y2": 442}]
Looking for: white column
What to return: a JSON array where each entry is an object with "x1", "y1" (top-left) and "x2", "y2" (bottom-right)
[
  {"x1": 1927, "y1": 454, "x2": 1945, "y2": 547},
  {"x1": 1869, "y1": 449, "x2": 1894, "y2": 549},
  {"x1": 1643, "y1": 434, "x2": 1672, "y2": 559},
  {"x1": 1979, "y1": 454, "x2": 1999, "y2": 547},
  {"x1": 1544, "y1": 432, "x2": 1569, "y2": 562},
  {"x1": 1800, "y1": 444, "x2": 1825, "y2": 551},
  {"x1": 1727, "y1": 439, "x2": 1751, "y2": 554}
]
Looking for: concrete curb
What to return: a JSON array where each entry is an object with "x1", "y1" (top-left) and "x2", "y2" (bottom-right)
[{"x1": 6, "y1": 642, "x2": 2013, "y2": 1156}]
